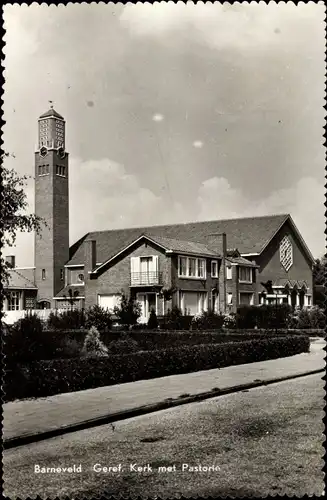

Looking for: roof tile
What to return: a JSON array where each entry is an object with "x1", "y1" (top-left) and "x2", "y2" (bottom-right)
[{"x1": 67, "y1": 214, "x2": 289, "y2": 266}]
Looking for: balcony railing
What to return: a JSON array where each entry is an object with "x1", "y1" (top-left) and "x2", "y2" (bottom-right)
[{"x1": 130, "y1": 271, "x2": 163, "y2": 286}]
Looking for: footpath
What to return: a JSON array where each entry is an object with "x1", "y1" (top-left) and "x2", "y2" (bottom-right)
[{"x1": 3, "y1": 338, "x2": 325, "y2": 448}]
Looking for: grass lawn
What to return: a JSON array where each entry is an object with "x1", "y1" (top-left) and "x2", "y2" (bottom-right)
[{"x1": 3, "y1": 373, "x2": 324, "y2": 498}]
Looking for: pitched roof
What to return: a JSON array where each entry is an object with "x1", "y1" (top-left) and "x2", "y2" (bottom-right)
[
  {"x1": 146, "y1": 234, "x2": 219, "y2": 257},
  {"x1": 5, "y1": 268, "x2": 37, "y2": 289},
  {"x1": 67, "y1": 214, "x2": 291, "y2": 266},
  {"x1": 271, "y1": 278, "x2": 309, "y2": 290},
  {"x1": 54, "y1": 285, "x2": 85, "y2": 299},
  {"x1": 226, "y1": 256, "x2": 258, "y2": 267},
  {"x1": 39, "y1": 108, "x2": 64, "y2": 119}
]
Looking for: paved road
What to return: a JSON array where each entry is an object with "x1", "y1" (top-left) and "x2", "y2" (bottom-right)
[
  {"x1": 3, "y1": 373, "x2": 324, "y2": 498},
  {"x1": 4, "y1": 338, "x2": 325, "y2": 442}
]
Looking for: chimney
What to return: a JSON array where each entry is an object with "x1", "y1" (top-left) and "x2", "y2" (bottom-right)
[
  {"x1": 207, "y1": 233, "x2": 227, "y2": 313},
  {"x1": 84, "y1": 240, "x2": 97, "y2": 276},
  {"x1": 5, "y1": 255, "x2": 15, "y2": 268},
  {"x1": 206, "y1": 233, "x2": 227, "y2": 257}
]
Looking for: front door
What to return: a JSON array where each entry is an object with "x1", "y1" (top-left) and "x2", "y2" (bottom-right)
[{"x1": 136, "y1": 293, "x2": 157, "y2": 324}]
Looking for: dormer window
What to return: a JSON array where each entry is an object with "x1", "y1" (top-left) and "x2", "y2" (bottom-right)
[{"x1": 239, "y1": 267, "x2": 252, "y2": 283}]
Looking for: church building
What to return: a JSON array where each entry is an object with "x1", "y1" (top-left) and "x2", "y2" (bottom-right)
[{"x1": 3, "y1": 108, "x2": 315, "y2": 324}]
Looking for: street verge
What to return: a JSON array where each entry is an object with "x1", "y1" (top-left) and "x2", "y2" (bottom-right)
[{"x1": 4, "y1": 367, "x2": 324, "y2": 451}]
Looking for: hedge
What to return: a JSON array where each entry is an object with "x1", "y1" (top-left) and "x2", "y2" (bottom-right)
[
  {"x1": 4, "y1": 334, "x2": 310, "y2": 402},
  {"x1": 236, "y1": 304, "x2": 292, "y2": 329}
]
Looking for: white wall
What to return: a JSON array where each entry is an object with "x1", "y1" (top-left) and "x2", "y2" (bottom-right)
[{"x1": 3, "y1": 309, "x2": 66, "y2": 325}]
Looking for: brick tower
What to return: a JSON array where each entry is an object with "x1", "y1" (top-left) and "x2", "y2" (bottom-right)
[{"x1": 34, "y1": 106, "x2": 69, "y2": 308}]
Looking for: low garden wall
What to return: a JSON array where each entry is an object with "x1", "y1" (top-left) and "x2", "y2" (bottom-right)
[{"x1": 4, "y1": 334, "x2": 310, "y2": 402}]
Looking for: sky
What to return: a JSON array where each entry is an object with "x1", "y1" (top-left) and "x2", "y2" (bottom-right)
[{"x1": 2, "y1": 2, "x2": 326, "y2": 266}]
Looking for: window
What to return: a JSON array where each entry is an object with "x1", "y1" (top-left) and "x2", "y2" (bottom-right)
[
  {"x1": 211, "y1": 260, "x2": 218, "y2": 278},
  {"x1": 239, "y1": 292, "x2": 254, "y2": 306},
  {"x1": 8, "y1": 291, "x2": 20, "y2": 310},
  {"x1": 280, "y1": 235, "x2": 293, "y2": 271},
  {"x1": 181, "y1": 291, "x2": 208, "y2": 315},
  {"x1": 197, "y1": 259, "x2": 205, "y2": 278},
  {"x1": 178, "y1": 256, "x2": 206, "y2": 279},
  {"x1": 60, "y1": 269, "x2": 64, "y2": 281},
  {"x1": 239, "y1": 266, "x2": 252, "y2": 283},
  {"x1": 226, "y1": 266, "x2": 232, "y2": 280},
  {"x1": 25, "y1": 296, "x2": 36, "y2": 309},
  {"x1": 38, "y1": 164, "x2": 49, "y2": 176},
  {"x1": 56, "y1": 165, "x2": 66, "y2": 177},
  {"x1": 227, "y1": 293, "x2": 233, "y2": 305},
  {"x1": 179, "y1": 257, "x2": 187, "y2": 277},
  {"x1": 69, "y1": 268, "x2": 85, "y2": 285},
  {"x1": 42, "y1": 269, "x2": 46, "y2": 280},
  {"x1": 188, "y1": 258, "x2": 196, "y2": 277},
  {"x1": 212, "y1": 290, "x2": 219, "y2": 312},
  {"x1": 198, "y1": 292, "x2": 207, "y2": 312}
]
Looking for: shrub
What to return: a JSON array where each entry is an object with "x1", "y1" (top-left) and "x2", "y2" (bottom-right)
[
  {"x1": 113, "y1": 294, "x2": 141, "y2": 328},
  {"x1": 47, "y1": 311, "x2": 63, "y2": 330},
  {"x1": 191, "y1": 310, "x2": 225, "y2": 330},
  {"x1": 81, "y1": 326, "x2": 109, "y2": 357},
  {"x1": 161, "y1": 307, "x2": 193, "y2": 330},
  {"x1": 288, "y1": 306, "x2": 325, "y2": 329},
  {"x1": 85, "y1": 305, "x2": 113, "y2": 331},
  {"x1": 147, "y1": 309, "x2": 159, "y2": 329},
  {"x1": 107, "y1": 337, "x2": 139, "y2": 354},
  {"x1": 5, "y1": 334, "x2": 309, "y2": 401},
  {"x1": 47, "y1": 309, "x2": 86, "y2": 330},
  {"x1": 308, "y1": 306, "x2": 325, "y2": 329},
  {"x1": 222, "y1": 312, "x2": 237, "y2": 329},
  {"x1": 5, "y1": 314, "x2": 60, "y2": 362},
  {"x1": 55, "y1": 338, "x2": 82, "y2": 358}
]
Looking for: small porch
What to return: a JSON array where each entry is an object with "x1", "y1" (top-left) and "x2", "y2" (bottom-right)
[{"x1": 131, "y1": 286, "x2": 164, "y2": 324}]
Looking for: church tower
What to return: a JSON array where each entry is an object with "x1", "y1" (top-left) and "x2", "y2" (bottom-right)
[{"x1": 34, "y1": 106, "x2": 69, "y2": 307}]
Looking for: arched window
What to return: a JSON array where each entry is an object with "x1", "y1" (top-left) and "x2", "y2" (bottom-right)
[{"x1": 37, "y1": 300, "x2": 51, "y2": 310}]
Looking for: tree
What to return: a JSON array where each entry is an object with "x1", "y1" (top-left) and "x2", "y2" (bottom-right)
[
  {"x1": 1, "y1": 154, "x2": 45, "y2": 286},
  {"x1": 81, "y1": 326, "x2": 108, "y2": 357},
  {"x1": 313, "y1": 257, "x2": 326, "y2": 307},
  {"x1": 113, "y1": 293, "x2": 141, "y2": 328},
  {"x1": 63, "y1": 287, "x2": 80, "y2": 310},
  {"x1": 147, "y1": 308, "x2": 159, "y2": 329},
  {"x1": 313, "y1": 258, "x2": 326, "y2": 286}
]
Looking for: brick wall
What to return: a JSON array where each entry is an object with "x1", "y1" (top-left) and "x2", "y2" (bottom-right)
[
  {"x1": 85, "y1": 240, "x2": 172, "y2": 309},
  {"x1": 34, "y1": 150, "x2": 69, "y2": 307},
  {"x1": 170, "y1": 256, "x2": 221, "y2": 311},
  {"x1": 253, "y1": 220, "x2": 313, "y2": 295}
]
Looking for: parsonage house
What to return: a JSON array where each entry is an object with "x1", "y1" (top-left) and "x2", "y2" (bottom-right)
[{"x1": 3, "y1": 108, "x2": 315, "y2": 324}]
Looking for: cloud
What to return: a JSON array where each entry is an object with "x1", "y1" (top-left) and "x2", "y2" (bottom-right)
[
  {"x1": 152, "y1": 113, "x2": 164, "y2": 122},
  {"x1": 197, "y1": 175, "x2": 325, "y2": 257},
  {"x1": 69, "y1": 157, "x2": 186, "y2": 242},
  {"x1": 4, "y1": 156, "x2": 187, "y2": 267},
  {"x1": 120, "y1": 2, "x2": 325, "y2": 52},
  {"x1": 2, "y1": 4, "x2": 325, "y2": 266}
]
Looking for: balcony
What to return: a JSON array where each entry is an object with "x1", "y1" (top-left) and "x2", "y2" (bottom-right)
[{"x1": 130, "y1": 271, "x2": 163, "y2": 286}]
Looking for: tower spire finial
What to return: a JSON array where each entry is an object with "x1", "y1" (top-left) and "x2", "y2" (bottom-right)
[{"x1": 49, "y1": 100, "x2": 54, "y2": 109}]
